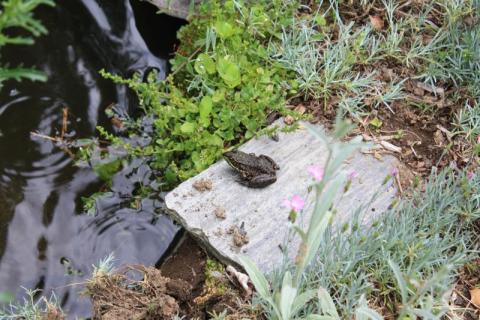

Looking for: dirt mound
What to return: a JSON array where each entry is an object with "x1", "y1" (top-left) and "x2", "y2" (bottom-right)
[
  {"x1": 87, "y1": 265, "x2": 189, "y2": 319},
  {"x1": 87, "y1": 235, "x2": 256, "y2": 320}
]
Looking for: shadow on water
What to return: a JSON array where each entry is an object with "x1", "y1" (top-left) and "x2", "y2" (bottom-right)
[{"x1": 0, "y1": 0, "x2": 185, "y2": 317}]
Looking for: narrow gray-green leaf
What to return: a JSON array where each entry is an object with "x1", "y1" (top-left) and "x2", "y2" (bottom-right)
[{"x1": 238, "y1": 255, "x2": 270, "y2": 299}]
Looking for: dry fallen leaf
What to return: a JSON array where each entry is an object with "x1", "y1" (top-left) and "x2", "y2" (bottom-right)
[
  {"x1": 226, "y1": 265, "x2": 252, "y2": 296},
  {"x1": 470, "y1": 287, "x2": 480, "y2": 308},
  {"x1": 433, "y1": 130, "x2": 446, "y2": 147},
  {"x1": 380, "y1": 140, "x2": 402, "y2": 153},
  {"x1": 294, "y1": 105, "x2": 306, "y2": 114},
  {"x1": 369, "y1": 15, "x2": 384, "y2": 31}
]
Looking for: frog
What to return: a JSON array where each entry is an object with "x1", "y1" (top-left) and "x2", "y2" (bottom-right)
[{"x1": 223, "y1": 150, "x2": 280, "y2": 188}]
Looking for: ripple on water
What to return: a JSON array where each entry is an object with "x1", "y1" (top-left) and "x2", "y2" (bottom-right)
[{"x1": 0, "y1": 0, "x2": 185, "y2": 318}]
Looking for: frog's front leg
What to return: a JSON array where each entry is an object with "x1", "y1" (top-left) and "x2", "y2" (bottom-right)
[{"x1": 241, "y1": 174, "x2": 277, "y2": 188}]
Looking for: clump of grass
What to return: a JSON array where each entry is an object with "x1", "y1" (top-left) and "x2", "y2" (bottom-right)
[
  {"x1": 300, "y1": 168, "x2": 479, "y2": 318},
  {"x1": 90, "y1": 253, "x2": 116, "y2": 280},
  {"x1": 270, "y1": 17, "x2": 379, "y2": 114},
  {"x1": 0, "y1": 288, "x2": 63, "y2": 320},
  {"x1": 454, "y1": 101, "x2": 480, "y2": 143},
  {"x1": 242, "y1": 125, "x2": 478, "y2": 319}
]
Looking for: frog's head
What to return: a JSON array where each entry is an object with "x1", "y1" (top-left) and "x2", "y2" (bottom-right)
[{"x1": 223, "y1": 150, "x2": 247, "y2": 170}]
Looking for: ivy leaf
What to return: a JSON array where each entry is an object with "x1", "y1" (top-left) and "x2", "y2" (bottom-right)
[
  {"x1": 194, "y1": 53, "x2": 215, "y2": 75},
  {"x1": 180, "y1": 122, "x2": 196, "y2": 133},
  {"x1": 215, "y1": 21, "x2": 235, "y2": 39},
  {"x1": 93, "y1": 159, "x2": 122, "y2": 184},
  {"x1": 199, "y1": 96, "x2": 213, "y2": 126},
  {"x1": 207, "y1": 133, "x2": 223, "y2": 146},
  {"x1": 217, "y1": 56, "x2": 241, "y2": 88}
]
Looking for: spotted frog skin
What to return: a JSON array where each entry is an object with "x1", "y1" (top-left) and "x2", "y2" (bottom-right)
[{"x1": 223, "y1": 150, "x2": 279, "y2": 188}]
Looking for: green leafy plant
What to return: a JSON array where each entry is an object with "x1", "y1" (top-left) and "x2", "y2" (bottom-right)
[
  {"x1": 300, "y1": 168, "x2": 479, "y2": 318},
  {"x1": 0, "y1": 0, "x2": 54, "y2": 89},
  {"x1": 93, "y1": 0, "x2": 303, "y2": 188}
]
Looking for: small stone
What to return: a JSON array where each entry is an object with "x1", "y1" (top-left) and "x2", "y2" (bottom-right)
[
  {"x1": 192, "y1": 179, "x2": 213, "y2": 192},
  {"x1": 232, "y1": 226, "x2": 249, "y2": 248},
  {"x1": 369, "y1": 15, "x2": 384, "y2": 31},
  {"x1": 214, "y1": 207, "x2": 226, "y2": 219},
  {"x1": 284, "y1": 115, "x2": 295, "y2": 125}
]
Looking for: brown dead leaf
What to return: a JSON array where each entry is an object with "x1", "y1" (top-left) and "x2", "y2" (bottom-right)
[
  {"x1": 433, "y1": 130, "x2": 446, "y2": 147},
  {"x1": 470, "y1": 287, "x2": 480, "y2": 308},
  {"x1": 111, "y1": 116, "x2": 124, "y2": 129},
  {"x1": 294, "y1": 105, "x2": 306, "y2": 114},
  {"x1": 226, "y1": 265, "x2": 252, "y2": 296},
  {"x1": 369, "y1": 15, "x2": 384, "y2": 31}
]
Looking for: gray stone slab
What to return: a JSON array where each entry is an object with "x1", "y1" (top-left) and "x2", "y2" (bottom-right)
[
  {"x1": 146, "y1": 0, "x2": 201, "y2": 19},
  {"x1": 165, "y1": 123, "x2": 400, "y2": 272}
]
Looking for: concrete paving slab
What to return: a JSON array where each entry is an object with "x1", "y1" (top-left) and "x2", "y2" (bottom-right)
[{"x1": 165, "y1": 123, "x2": 400, "y2": 273}]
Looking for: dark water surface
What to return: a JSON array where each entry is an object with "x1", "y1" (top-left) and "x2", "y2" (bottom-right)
[{"x1": 0, "y1": 1, "x2": 184, "y2": 317}]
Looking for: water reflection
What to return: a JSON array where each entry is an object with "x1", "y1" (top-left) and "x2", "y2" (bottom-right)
[{"x1": 0, "y1": 0, "x2": 184, "y2": 318}]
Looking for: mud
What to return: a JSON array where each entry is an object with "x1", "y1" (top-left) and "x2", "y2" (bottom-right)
[{"x1": 87, "y1": 235, "x2": 256, "y2": 319}]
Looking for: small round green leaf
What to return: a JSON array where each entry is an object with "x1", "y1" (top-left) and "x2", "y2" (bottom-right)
[
  {"x1": 180, "y1": 122, "x2": 196, "y2": 133},
  {"x1": 217, "y1": 57, "x2": 241, "y2": 88},
  {"x1": 215, "y1": 21, "x2": 235, "y2": 39},
  {"x1": 194, "y1": 53, "x2": 216, "y2": 75}
]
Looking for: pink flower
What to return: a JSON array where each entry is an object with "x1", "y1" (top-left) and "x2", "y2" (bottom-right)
[
  {"x1": 282, "y1": 195, "x2": 305, "y2": 213},
  {"x1": 348, "y1": 170, "x2": 359, "y2": 180},
  {"x1": 391, "y1": 167, "x2": 399, "y2": 177},
  {"x1": 308, "y1": 165, "x2": 324, "y2": 181},
  {"x1": 467, "y1": 171, "x2": 475, "y2": 180}
]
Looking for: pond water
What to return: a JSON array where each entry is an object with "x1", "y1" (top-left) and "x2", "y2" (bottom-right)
[{"x1": 0, "y1": 1, "x2": 184, "y2": 317}]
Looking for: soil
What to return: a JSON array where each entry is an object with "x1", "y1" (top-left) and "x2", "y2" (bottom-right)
[
  {"x1": 87, "y1": 235, "x2": 255, "y2": 320},
  {"x1": 451, "y1": 257, "x2": 480, "y2": 320}
]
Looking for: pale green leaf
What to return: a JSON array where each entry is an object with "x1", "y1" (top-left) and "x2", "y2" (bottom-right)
[
  {"x1": 238, "y1": 256, "x2": 270, "y2": 299},
  {"x1": 279, "y1": 271, "x2": 297, "y2": 319},
  {"x1": 388, "y1": 260, "x2": 409, "y2": 303},
  {"x1": 355, "y1": 307, "x2": 384, "y2": 320},
  {"x1": 292, "y1": 289, "x2": 317, "y2": 316},
  {"x1": 317, "y1": 288, "x2": 340, "y2": 318},
  {"x1": 180, "y1": 122, "x2": 196, "y2": 134},
  {"x1": 304, "y1": 316, "x2": 337, "y2": 320},
  {"x1": 194, "y1": 53, "x2": 215, "y2": 75},
  {"x1": 215, "y1": 20, "x2": 235, "y2": 39},
  {"x1": 217, "y1": 56, "x2": 241, "y2": 88},
  {"x1": 199, "y1": 96, "x2": 213, "y2": 126}
]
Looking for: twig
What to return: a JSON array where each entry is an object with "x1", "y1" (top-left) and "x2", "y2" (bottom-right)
[
  {"x1": 30, "y1": 131, "x2": 61, "y2": 142},
  {"x1": 395, "y1": 170, "x2": 403, "y2": 195},
  {"x1": 170, "y1": 47, "x2": 203, "y2": 77},
  {"x1": 61, "y1": 107, "x2": 68, "y2": 139}
]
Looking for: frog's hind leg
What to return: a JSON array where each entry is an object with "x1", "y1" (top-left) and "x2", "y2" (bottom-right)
[
  {"x1": 259, "y1": 155, "x2": 280, "y2": 170},
  {"x1": 241, "y1": 174, "x2": 277, "y2": 188}
]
